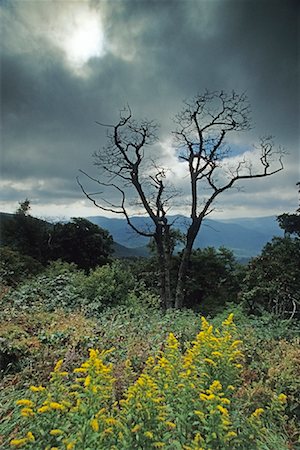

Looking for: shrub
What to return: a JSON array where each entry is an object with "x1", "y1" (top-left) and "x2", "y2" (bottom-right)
[{"x1": 0, "y1": 247, "x2": 44, "y2": 286}]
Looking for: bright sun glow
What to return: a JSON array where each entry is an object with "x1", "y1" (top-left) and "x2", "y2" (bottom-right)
[
  {"x1": 45, "y1": 5, "x2": 106, "y2": 71},
  {"x1": 63, "y1": 11, "x2": 105, "y2": 67}
]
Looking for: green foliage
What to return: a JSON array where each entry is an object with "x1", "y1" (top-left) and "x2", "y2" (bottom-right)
[
  {"x1": 5, "y1": 315, "x2": 291, "y2": 450},
  {"x1": 0, "y1": 246, "x2": 44, "y2": 286},
  {"x1": 277, "y1": 213, "x2": 300, "y2": 237},
  {"x1": 180, "y1": 247, "x2": 242, "y2": 314},
  {"x1": 50, "y1": 218, "x2": 114, "y2": 272},
  {"x1": 241, "y1": 237, "x2": 300, "y2": 316},
  {"x1": 0, "y1": 201, "x2": 50, "y2": 263}
]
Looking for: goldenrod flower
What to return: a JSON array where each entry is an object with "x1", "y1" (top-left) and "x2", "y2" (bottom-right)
[
  {"x1": 20, "y1": 407, "x2": 34, "y2": 417},
  {"x1": 226, "y1": 431, "x2": 237, "y2": 439},
  {"x1": 30, "y1": 385, "x2": 45, "y2": 392},
  {"x1": 165, "y1": 421, "x2": 176, "y2": 428},
  {"x1": 10, "y1": 438, "x2": 28, "y2": 447},
  {"x1": 26, "y1": 432, "x2": 35, "y2": 442},
  {"x1": 144, "y1": 431, "x2": 154, "y2": 439},
  {"x1": 252, "y1": 408, "x2": 264, "y2": 418},
  {"x1": 66, "y1": 442, "x2": 76, "y2": 450},
  {"x1": 16, "y1": 399, "x2": 34, "y2": 408},
  {"x1": 50, "y1": 429, "x2": 63, "y2": 436},
  {"x1": 154, "y1": 443, "x2": 166, "y2": 448},
  {"x1": 91, "y1": 418, "x2": 99, "y2": 432},
  {"x1": 49, "y1": 402, "x2": 65, "y2": 410},
  {"x1": 53, "y1": 359, "x2": 63, "y2": 372},
  {"x1": 131, "y1": 424, "x2": 141, "y2": 433},
  {"x1": 278, "y1": 393, "x2": 287, "y2": 404},
  {"x1": 38, "y1": 405, "x2": 50, "y2": 413}
]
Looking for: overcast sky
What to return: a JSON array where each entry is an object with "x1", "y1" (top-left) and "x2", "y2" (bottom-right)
[{"x1": 1, "y1": 0, "x2": 299, "y2": 221}]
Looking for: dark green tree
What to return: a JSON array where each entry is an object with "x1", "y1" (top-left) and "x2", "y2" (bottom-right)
[
  {"x1": 242, "y1": 237, "x2": 300, "y2": 317},
  {"x1": 50, "y1": 218, "x2": 113, "y2": 272},
  {"x1": 0, "y1": 200, "x2": 49, "y2": 263}
]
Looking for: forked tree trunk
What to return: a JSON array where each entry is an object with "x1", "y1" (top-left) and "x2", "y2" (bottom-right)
[{"x1": 155, "y1": 233, "x2": 173, "y2": 310}]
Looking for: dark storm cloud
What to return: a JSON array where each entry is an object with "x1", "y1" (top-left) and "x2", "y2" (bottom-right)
[{"x1": 1, "y1": 0, "x2": 299, "y2": 218}]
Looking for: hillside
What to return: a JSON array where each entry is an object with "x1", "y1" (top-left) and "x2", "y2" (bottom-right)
[{"x1": 88, "y1": 215, "x2": 283, "y2": 259}]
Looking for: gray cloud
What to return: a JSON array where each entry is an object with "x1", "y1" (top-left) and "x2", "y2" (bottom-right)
[{"x1": 1, "y1": 0, "x2": 299, "y2": 219}]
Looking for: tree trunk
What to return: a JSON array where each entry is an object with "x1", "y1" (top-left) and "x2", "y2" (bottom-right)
[
  {"x1": 174, "y1": 218, "x2": 202, "y2": 309},
  {"x1": 155, "y1": 232, "x2": 173, "y2": 310}
]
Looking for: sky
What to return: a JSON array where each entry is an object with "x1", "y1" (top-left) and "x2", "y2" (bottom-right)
[{"x1": 1, "y1": 0, "x2": 299, "y2": 221}]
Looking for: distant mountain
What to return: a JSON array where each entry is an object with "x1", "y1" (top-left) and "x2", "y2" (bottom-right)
[{"x1": 88, "y1": 215, "x2": 284, "y2": 259}]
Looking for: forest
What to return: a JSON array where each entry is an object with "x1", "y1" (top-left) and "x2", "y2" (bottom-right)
[{"x1": 0, "y1": 199, "x2": 299, "y2": 450}]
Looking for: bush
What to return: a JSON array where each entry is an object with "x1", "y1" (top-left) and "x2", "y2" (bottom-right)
[{"x1": 0, "y1": 247, "x2": 44, "y2": 286}]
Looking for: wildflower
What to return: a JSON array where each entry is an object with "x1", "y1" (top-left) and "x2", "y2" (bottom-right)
[
  {"x1": 165, "y1": 421, "x2": 176, "y2": 428},
  {"x1": 26, "y1": 432, "x2": 35, "y2": 442},
  {"x1": 91, "y1": 418, "x2": 99, "y2": 432},
  {"x1": 53, "y1": 359, "x2": 63, "y2": 372},
  {"x1": 16, "y1": 399, "x2": 34, "y2": 408},
  {"x1": 103, "y1": 428, "x2": 113, "y2": 434},
  {"x1": 144, "y1": 431, "x2": 154, "y2": 439},
  {"x1": 30, "y1": 385, "x2": 46, "y2": 392},
  {"x1": 278, "y1": 393, "x2": 287, "y2": 404},
  {"x1": 154, "y1": 443, "x2": 165, "y2": 448},
  {"x1": 10, "y1": 438, "x2": 28, "y2": 447},
  {"x1": 221, "y1": 397, "x2": 231, "y2": 405},
  {"x1": 217, "y1": 405, "x2": 229, "y2": 415},
  {"x1": 131, "y1": 424, "x2": 141, "y2": 433},
  {"x1": 38, "y1": 405, "x2": 50, "y2": 413},
  {"x1": 49, "y1": 402, "x2": 65, "y2": 410},
  {"x1": 204, "y1": 358, "x2": 216, "y2": 366},
  {"x1": 105, "y1": 417, "x2": 118, "y2": 425},
  {"x1": 73, "y1": 367, "x2": 87, "y2": 373},
  {"x1": 20, "y1": 408, "x2": 34, "y2": 417},
  {"x1": 84, "y1": 375, "x2": 91, "y2": 387},
  {"x1": 252, "y1": 408, "x2": 264, "y2": 418},
  {"x1": 226, "y1": 431, "x2": 237, "y2": 439},
  {"x1": 231, "y1": 340, "x2": 242, "y2": 349},
  {"x1": 50, "y1": 429, "x2": 63, "y2": 436},
  {"x1": 209, "y1": 380, "x2": 222, "y2": 393},
  {"x1": 194, "y1": 410, "x2": 205, "y2": 418},
  {"x1": 222, "y1": 313, "x2": 234, "y2": 326},
  {"x1": 66, "y1": 442, "x2": 76, "y2": 450}
]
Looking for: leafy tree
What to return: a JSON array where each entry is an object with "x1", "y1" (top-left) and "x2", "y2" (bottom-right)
[
  {"x1": 79, "y1": 91, "x2": 284, "y2": 309},
  {"x1": 174, "y1": 247, "x2": 242, "y2": 314},
  {"x1": 277, "y1": 182, "x2": 300, "y2": 237},
  {"x1": 49, "y1": 218, "x2": 113, "y2": 272},
  {"x1": 242, "y1": 237, "x2": 300, "y2": 317},
  {"x1": 0, "y1": 200, "x2": 49, "y2": 263}
]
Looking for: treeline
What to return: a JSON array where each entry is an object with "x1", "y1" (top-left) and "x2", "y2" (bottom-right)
[{"x1": 1, "y1": 200, "x2": 299, "y2": 318}]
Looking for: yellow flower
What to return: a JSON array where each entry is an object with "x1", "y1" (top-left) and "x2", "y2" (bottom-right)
[
  {"x1": 226, "y1": 431, "x2": 237, "y2": 439},
  {"x1": 53, "y1": 359, "x2": 63, "y2": 372},
  {"x1": 38, "y1": 405, "x2": 50, "y2": 413},
  {"x1": 131, "y1": 424, "x2": 141, "y2": 433},
  {"x1": 165, "y1": 421, "x2": 176, "y2": 428},
  {"x1": 84, "y1": 375, "x2": 91, "y2": 387},
  {"x1": 49, "y1": 402, "x2": 65, "y2": 410},
  {"x1": 66, "y1": 442, "x2": 76, "y2": 450},
  {"x1": 231, "y1": 340, "x2": 242, "y2": 349},
  {"x1": 204, "y1": 358, "x2": 216, "y2": 366},
  {"x1": 10, "y1": 438, "x2": 28, "y2": 447},
  {"x1": 194, "y1": 410, "x2": 205, "y2": 419},
  {"x1": 278, "y1": 393, "x2": 287, "y2": 404},
  {"x1": 222, "y1": 313, "x2": 234, "y2": 326},
  {"x1": 209, "y1": 380, "x2": 222, "y2": 393},
  {"x1": 20, "y1": 408, "x2": 34, "y2": 417},
  {"x1": 73, "y1": 367, "x2": 87, "y2": 373},
  {"x1": 144, "y1": 431, "x2": 154, "y2": 439},
  {"x1": 90, "y1": 418, "x2": 99, "y2": 432},
  {"x1": 26, "y1": 432, "x2": 35, "y2": 442},
  {"x1": 252, "y1": 408, "x2": 264, "y2": 418},
  {"x1": 154, "y1": 443, "x2": 165, "y2": 448},
  {"x1": 16, "y1": 399, "x2": 34, "y2": 408},
  {"x1": 30, "y1": 385, "x2": 46, "y2": 392},
  {"x1": 217, "y1": 405, "x2": 229, "y2": 415},
  {"x1": 50, "y1": 429, "x2": 63, "y2": 436}
]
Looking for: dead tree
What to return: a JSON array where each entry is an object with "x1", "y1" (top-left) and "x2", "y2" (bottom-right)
[
  {"x1": 78, "y1": 107, "x2": 175, "y2": 309},
  {"x1": 79, "y1": 91, "x2": 284, "y2": 310},
  {"x1": 173, "y1": 90, "x2": 284, "y2": 308}
]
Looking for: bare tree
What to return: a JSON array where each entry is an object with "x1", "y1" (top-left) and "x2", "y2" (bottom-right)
[
  {"x1": 78, "y1": 107, "x2": 175, "y2": 309},
  {"x1": 79, "y1": 91, "x2": 284, "y2": 309}
]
